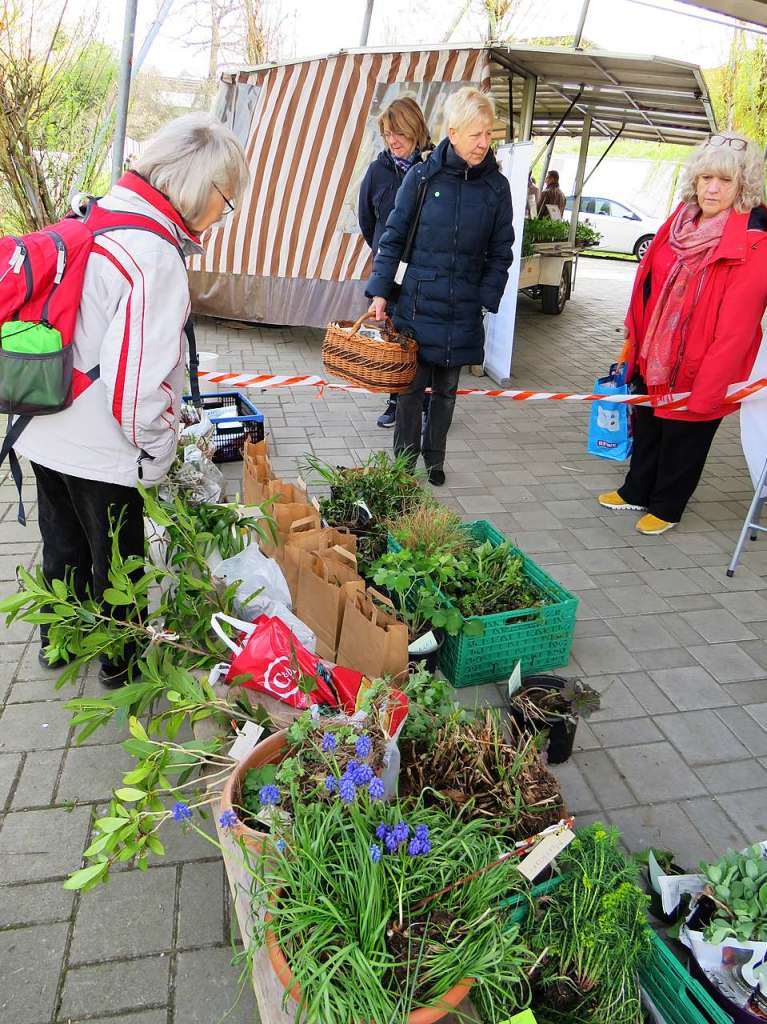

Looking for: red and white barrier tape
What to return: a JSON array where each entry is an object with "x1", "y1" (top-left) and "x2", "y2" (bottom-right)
[{"x1": 198, "y1": 370, "x2": 767, "y2": 412}]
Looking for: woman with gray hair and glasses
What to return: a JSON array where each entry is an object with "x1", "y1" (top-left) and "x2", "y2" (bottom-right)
[
  {"x1": 15, "y1": 113, "x2": 248, "y2": 685},
  {"x1": 598, "y1": 130, "x2": 767, "y2": 535}
]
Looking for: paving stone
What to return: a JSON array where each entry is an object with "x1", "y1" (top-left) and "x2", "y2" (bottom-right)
[
  {"x1": 59, "y1": 955, "x2": 169, "y2": 1020},
  {"x1": 602, "y1": 585, "x2": 671, "y2": 615},
  {"x1": 571, "y1": 750, "x2": 636, "y2": 809},
  {"x1": 587, "y1": 676, "x2": 647, "y2": 722},
  {"x1": 694, "y1": 758, "x2": 767, "y2": 795},
  {"x1": 11, "y1": 749, "x2": 63, "y2": 809},
  {"x1": 590, "y1": 718, "x2": 664, "y2": 747},
  {"x1": 655, "y1": 710, "x2": 749, "y2": 765},
  {"x1": 609, "y1": 743, "x2": 706, "y2": 802},
  {"x1": 57, "y1": 742, "x2": 134, "y2": 803},
  {"x1": 716, "y1": 707, "x2": 767, "y2": 756},
  {"x1": 7, "y1": 675, "x2": 75, "y2": 702},
  {"x1": 682, "y1": 797, "x2": 748, "y2": 857},
  {"x1": 633, "y1": 648, "x2": 697, "y2": 671},
  {"x1": 69, "y1": 865, "x2": 177, "y2": 963},
  {"x1": 572, "y1": 719, "x2": 600, "y2": 751},
  {"x1": 0, "y1": 805, "x2": 91, "y2": 882},
  {"x1": 609, "y1": 803, "x2": 710, "y2": 870},
  {"x1": 77, "y1": 1012, "x2": 168, "y2": 1024},
  {"x1": 714, "y1": 789, "x2": 767, "y2": 843},
  {"x1": 637, "y1": 569, "x2": 703, "y2": 597},
  {"x1": 649, "y1": 666, "x2": 734, "y2": 711},
  {"x1": 689, "y1": 643, "x2": 766, "y2": 683},
  {"x1": 0, "y1": 922, "x2": 68, "y2": 1024},
  {"x1": 724, "y1": 680, "x2": 767, "y2": 704},
  {"x1": 680, "y1": 609, "x2": 757, "y2": 644},
  {"x1": 746, "y1": 703, "x2": 767, "y2": 730},
  {"x1": 175, "y1": 946, "x2": 260, "y2": 1024},
  {"x1": 714, "y1": 591, "x2": 767, "y2": 622},
  {"x1": 605, "y1": 615, "x2": 680, "y2": 652},
  {"x1": 0, "y1": 700, "x2": 71, "y2": 752},
  {"x1": 569, "y1": 636, "x2": 639, "y2": 675},
  {"x1": 0, "y1": 879, "x2": 74, "y2": 927},
  {"x1": 178, "y1": 861, "x2": 225, "y2": 949},
  {"x1": 0, "y1": 750, "x2": 21, "y2": 808}
]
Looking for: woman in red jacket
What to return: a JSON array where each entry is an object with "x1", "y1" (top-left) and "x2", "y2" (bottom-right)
[{"x1": 599, "y1": 131, "x2": 767, "y2": 535}]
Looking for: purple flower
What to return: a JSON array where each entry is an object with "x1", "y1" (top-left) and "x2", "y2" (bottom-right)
[
  {"x1": 258, "y1": 784, "x2": 280, "y2": 806},
  {"x1": 375, "y1": 821, "x2": 387, "y2": 840},
  {"x1": 172, "y1": 801, "x2": 192, "y2": 822},
  {"x1": 392, "y1": 821, "x2": 409, "y2": 845},
  {"x1": 218, "y1": 809, "x2": 238, "y2": 829},
  {"x1": 408, "y1": 838, "x2": 422, "y2": 857},
  {"x1": 322, "y1": 732, "x2": 337, "y2": 752},
  {"x1": 338, "y1": 777, "x2": 356, "y2": 804},
  {"x1": 352, "y1": 763, "x2": 374, "y2": 786},
  {"x1": 368, "y1": 777, "x2": 385, "y2": 801},
  {"x1": 276, "y1": 838, "x2": 286, "y2": 853},
  {"x1": 415, "y1": 824, "x2": 429, "y2": 842},
  {"x1": 324, "y1": 774, "x2": 338, "y2": 793},
  {"x1": 384, "y1": 829, "x2": 399, "y2": 852},
  {"x1": 420, "y1": 838, "x2": 432, "y2": 855},
  {"x1": 369, "y1": 843, "x2": 382, "y2": 862},
  {"x1": 355, "y1": 734, "x2": 371, "y2": 759},
  {"x1": 345, "y1": 759, "x2": 360, "y2": 777}
]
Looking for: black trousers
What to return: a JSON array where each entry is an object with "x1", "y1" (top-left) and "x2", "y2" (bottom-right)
[
  {"x1": 617, "y1": 408, "x2": 721, "y2": 523},
  {"x1": 394, "y1": 363, "x2": 461, "y2": 471},
  {"x1": 32, "y1": 463, "x2": 144, "y2": 664}
]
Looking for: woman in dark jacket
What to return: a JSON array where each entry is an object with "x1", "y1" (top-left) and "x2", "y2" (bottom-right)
[
  {"x1": 367, "y1": 87, "x2": 514, "y2": 485},
  {"x1": 358, "y1": 96, "x2": 430, "y2": 428}
]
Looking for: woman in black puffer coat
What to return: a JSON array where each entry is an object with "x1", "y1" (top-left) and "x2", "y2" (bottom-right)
[
  {"x1": 367, "y1": 87, "x2": 514, "y2": 486},
  {"x1": 358, "y1": 97, "x2": 430, "y2": 428}
]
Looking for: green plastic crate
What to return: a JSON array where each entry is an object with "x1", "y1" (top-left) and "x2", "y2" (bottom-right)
[
  {"x1": 638, "y1": 930, "x2": 732, "y2": 1024},
  {"x1": 501, "y1": 873, "x2": 568, "y2": 924},
  {"x1": 390, "y1": 520, "x2": 577, "y2": 687}
]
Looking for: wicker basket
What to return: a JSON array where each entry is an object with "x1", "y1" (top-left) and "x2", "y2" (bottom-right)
[{"x1": 323, "y1": 313, "x2": 418, "y2": 393}]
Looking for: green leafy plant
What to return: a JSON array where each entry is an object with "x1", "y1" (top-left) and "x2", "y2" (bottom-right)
[
  {"x1": 370, "y1": 548, "x2": 471, "y2": 639},
  {"x1": 701, "y1": 844, "x2": 767, "y2": 944},
  {"x1": 399, "y1": 664, "x2": 461, "y2": 750},
  {"x1": 510, "y1": 681, "x2": 601, "y2": 727},
  {"x1": 388, "y1": 504, "x2": 470, "y2": 559},
  {"x1": 522, "y1": 216, "x2": 602, "y2": 253},
  {"x1": 446, "y1": 540, "x2": 543, "y2": 619}
]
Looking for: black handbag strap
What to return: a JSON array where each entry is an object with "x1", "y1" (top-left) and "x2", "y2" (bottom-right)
[
  {"x1": 184, "y1": 316, "x2": 202, "y2": 409},
  {"x1": 401, "y1": 176, "x2": 429, "y2": 264}
]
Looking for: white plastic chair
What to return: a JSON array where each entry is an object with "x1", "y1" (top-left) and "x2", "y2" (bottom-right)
[{"x1": 727, "y1": 456, "x2": 767, "y2": 576}]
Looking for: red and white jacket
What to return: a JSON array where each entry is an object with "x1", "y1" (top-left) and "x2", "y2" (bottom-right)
[{"x1": 14, "y1": 175, "x2": 202, "y2": 486}]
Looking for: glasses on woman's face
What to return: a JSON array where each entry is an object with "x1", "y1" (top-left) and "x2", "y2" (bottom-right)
[
  {"x1": 213, "y1": 183, "x2": 235, "y2": 215},
  {"x1": 707, "y1": 134, "x2": 747, "y2": 151},
  {"x1": 383, "y1": 130, "x2": 407, "y2": 141}
]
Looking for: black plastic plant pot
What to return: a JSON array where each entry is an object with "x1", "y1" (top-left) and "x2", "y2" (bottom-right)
[
  {"x1": 408, "y1": 628, "x2": 446, "y2": 674},
  {"x1": 511, "y1": 674, "x2": 578, "y2": 765}
]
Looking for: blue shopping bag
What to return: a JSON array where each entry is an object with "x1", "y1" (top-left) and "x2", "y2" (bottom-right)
[{"x1": 587, "y1": 362, "x2": 633, "y2": 461}]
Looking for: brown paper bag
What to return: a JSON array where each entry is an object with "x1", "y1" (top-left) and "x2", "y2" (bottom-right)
[
  {"x1": 242, "y1": 439, "x2": 273, "y2": 505},
  {"x1": 336, "y1": 587, "x2": 409, "y2": 681},
  {"x1": 283, "y1": 525, "x2": 356, "y2": 557},
  {"x1": 294, "y1": 552, "x2": 364, "y2": 660},
  {"x1": 316, "y1": 545, "x2": 360, "y2": 586}
]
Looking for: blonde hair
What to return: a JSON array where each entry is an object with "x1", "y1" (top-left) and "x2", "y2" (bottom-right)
[
  {"x1": 444, "y1": 86, "x2": 495, "y2": 134},
  {"x1": 378, "y1": 97, "x2": 429, "y2": 150},
  {"x1": 133, "y1": 113, "x2": 249, "y2": 226},
  {"x1": 680, "y1": 131, "x2": 765, "y2": 214}
]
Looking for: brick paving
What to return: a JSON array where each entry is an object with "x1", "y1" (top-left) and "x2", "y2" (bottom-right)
[{"x1": 1, "y1": 256, "x2": 766, "y2": 1022}]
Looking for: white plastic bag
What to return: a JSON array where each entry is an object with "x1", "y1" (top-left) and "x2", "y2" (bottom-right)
[{"x1": 213, "y1": 545, "x2": 292, "y2": 608}]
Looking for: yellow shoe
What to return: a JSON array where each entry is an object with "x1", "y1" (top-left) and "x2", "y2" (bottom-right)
[
  {"x1": 636, "y1": 513, "x2": 677, "y2": 536},
  {"x1": 598, "y1": 491, "x2": 646, "y2": 511}
]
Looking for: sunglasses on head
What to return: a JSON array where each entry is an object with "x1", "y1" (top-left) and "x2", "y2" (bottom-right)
[{"x1": 706, "y1": 134, "x2": 747, "y2": 151}]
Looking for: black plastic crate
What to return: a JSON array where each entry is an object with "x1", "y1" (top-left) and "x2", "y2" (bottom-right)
[{"x1": 183, "y1": 390, "x2": 264, "y2": 463}]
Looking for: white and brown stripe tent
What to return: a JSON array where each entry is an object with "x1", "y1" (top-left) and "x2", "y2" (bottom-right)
[{"x1": 189, "y1": 43, "x2": 714, "y2": 328}]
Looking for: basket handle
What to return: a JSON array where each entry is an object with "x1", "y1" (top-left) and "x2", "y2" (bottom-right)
[{"x1": 350, "y1": 311, "x2": 395, "y2": 334}]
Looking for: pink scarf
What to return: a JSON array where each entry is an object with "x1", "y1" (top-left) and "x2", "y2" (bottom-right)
[{"x1": 639, "y1": 202, "x2": 729, "y2": 399}]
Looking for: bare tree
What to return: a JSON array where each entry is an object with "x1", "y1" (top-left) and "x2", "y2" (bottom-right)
[{"x1": 0, "y1": 0, "x2": 116, "y2": 233}]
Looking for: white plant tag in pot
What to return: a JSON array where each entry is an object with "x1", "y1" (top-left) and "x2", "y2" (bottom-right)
[
  {"x1": 518, "y1": 826, "x2": 575, "y2": 881},
  {"x1": 228, "y1": 721, "x2": 265, "y2": 762},
  {"x1": 409, "y1": 631, "x2": 438, "y2": 656}
]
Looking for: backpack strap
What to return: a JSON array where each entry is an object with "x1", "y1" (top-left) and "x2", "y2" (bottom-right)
[{"x1": 184, "y1": 316, "x2": 202, "y2": 409}]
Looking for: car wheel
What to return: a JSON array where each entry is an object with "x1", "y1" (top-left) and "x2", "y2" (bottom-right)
[{"x1": 634, "y1": 235, "x2": 654, "y2": 261}]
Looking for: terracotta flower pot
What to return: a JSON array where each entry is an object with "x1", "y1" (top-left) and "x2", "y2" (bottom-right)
[
  {"x1": 264, "y1": 909, "x2": 474, "y2": 1023},
  {"x1": 219, "y1": 729, "x2": 290, "y2": 849}
]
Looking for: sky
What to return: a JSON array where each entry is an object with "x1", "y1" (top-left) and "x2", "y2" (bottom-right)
[{"x1": 61, "y1": 0, "x2": 759, "y2": 79}]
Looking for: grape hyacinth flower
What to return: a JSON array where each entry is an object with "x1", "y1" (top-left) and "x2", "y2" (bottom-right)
[
  {"x1": 321, "y1": 732, "x2": 337, "y2": 753},
  {"x1": 218, "y1": 810, "x2": 238, "y2": 829},
  {"x1": 355, "y1": 734, "x2": 371, "y2": 759},
  {"x1": 369, "y1": 843, "x2": 382, "y2": 863},
  {"x1": 407, "y1": 837, "x2": 422, "y2": 857},
  {"x1": 375, "y1": 821, "x2": 387, "y2": 840},
  {"x1": 172, "y1": 802, "x2": 192, "y2": 822},
  {"x1": 276, "y1": 838, "x2": 286, "y2": 853},
  {"x1": 368, "y1": 777, "x2": 385, "y2": 801},
  {"x1": 258, "y1": 784, "x2": 281, "y2": 807},
  {"x1": 392, "y1": 821, "x2": 409, "y2": 845},
  {"x1": 338, "y1": 777, "x2": 357, "y2": 804},
  {"x1": 324, "y1": 774, "x2": 338, "y2": 793},
  {"x1": 384, "y1": 829, "x2": 400, "y2": 853},
  {"x1": 415, "y1": 824, "x2": 429, "y2": 842},
  {"x1": 352, "y1": 763, "x2": 374, "y2": 787}
]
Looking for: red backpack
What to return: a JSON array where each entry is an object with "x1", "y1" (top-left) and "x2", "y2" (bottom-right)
[{"x1": 0, "y1": 200, "x2": 201, "y2": 523}]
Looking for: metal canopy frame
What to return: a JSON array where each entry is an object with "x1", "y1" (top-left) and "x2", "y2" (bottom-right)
[{"x1": 677, "y1": 0, "x2": 767, "y2": 26}]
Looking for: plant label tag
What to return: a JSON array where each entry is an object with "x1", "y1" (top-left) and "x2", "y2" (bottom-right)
[
  {"x1": 408, "y1": 631, "x2": 438, "y2": 656},
  {"x1": 254, "y1": 805, "x2": 292, "y2": 829},
  {"x1": 507, "y1": 662, "x2": 522, "y2": 698},
  {"x1": 505, "y1": 1012, "x2": 539, "y2": 1024},
  {"x1": 517, "y1": 827, "x2": 575, "y2": 881},
  {"x1": 228, "y1": 721, "x2": 265, "y2": 762},
  {"x1": 311, "y1": 497, "x2": 321, "y2": 512}
]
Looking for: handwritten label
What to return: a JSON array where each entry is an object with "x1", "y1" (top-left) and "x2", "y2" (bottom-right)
[
  {"x1": 228, "y1": 721, "x2": 265, "y2": 762},
  {"x1": 408, "y1": 631, "x2": 438, "y2": 656},
  {"x1": 517, "y1": 827, "x2": 575, "y2": 881},
  {"x1": 507, "y1": 662, "x2": 522, "y2": 698},
  {"x1": 254, "y1": 805, "x2": 292, "y2": 829}
]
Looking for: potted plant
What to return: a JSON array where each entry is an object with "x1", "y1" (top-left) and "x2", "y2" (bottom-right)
[{"x1": 509, "y1": 675, "x2": 600, "y2": 764}]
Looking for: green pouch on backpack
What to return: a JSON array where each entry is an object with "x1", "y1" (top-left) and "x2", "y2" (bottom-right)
[{"x1": 1, "y1": 320, "x2": 63, "y2": 354}]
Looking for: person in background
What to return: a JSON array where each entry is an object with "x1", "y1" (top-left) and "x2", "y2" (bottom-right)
[
  {"x1": 526, "y1": 170, "x2": 540, "y2": 218},
  {"x1": 15, "y1": 114, "x2": 249, "y2": 684},
  {"x1": 599, "y1": 130, "x2": 767, "y2": 535},
  {"x1": 358, "y1": 96, "x2": 431, "y2": 429},
  {"x1": 366, "y1": 86, "x2": 514, "y2": 486},
  {"x1": 538, "y1": 169, "x2": 566, "y2": 219}
]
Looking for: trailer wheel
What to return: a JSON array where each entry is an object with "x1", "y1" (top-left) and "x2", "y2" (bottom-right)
[{"x1": 541, "y1": 263, "x2": 570, "y2": 315}]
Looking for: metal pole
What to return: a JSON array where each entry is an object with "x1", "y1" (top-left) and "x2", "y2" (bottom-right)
[
  {"x1": 359, "y1": 0, "x2": 375, "y2": 46},
  {"x1": 112, "y1": 0, "x2": 139, "y2": 184},
  {"x1": 581, "y1": 122, "x2": 625, "y2": 189},
  {"x1": 507, "y1": 74, "x2": 514, "y2": 141},
  {"x1": 518, "y1": 75, "x2": 537, "y2": 142},
  {"x1": 539, "y1": 138, "x2": 554, "y2": 190},
  {"x1": 568, "y1": 112, "x2": 592, "y2": 250},
  {"x1": 573, "y1": 0, "x2": 592, "y2": 48}
]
